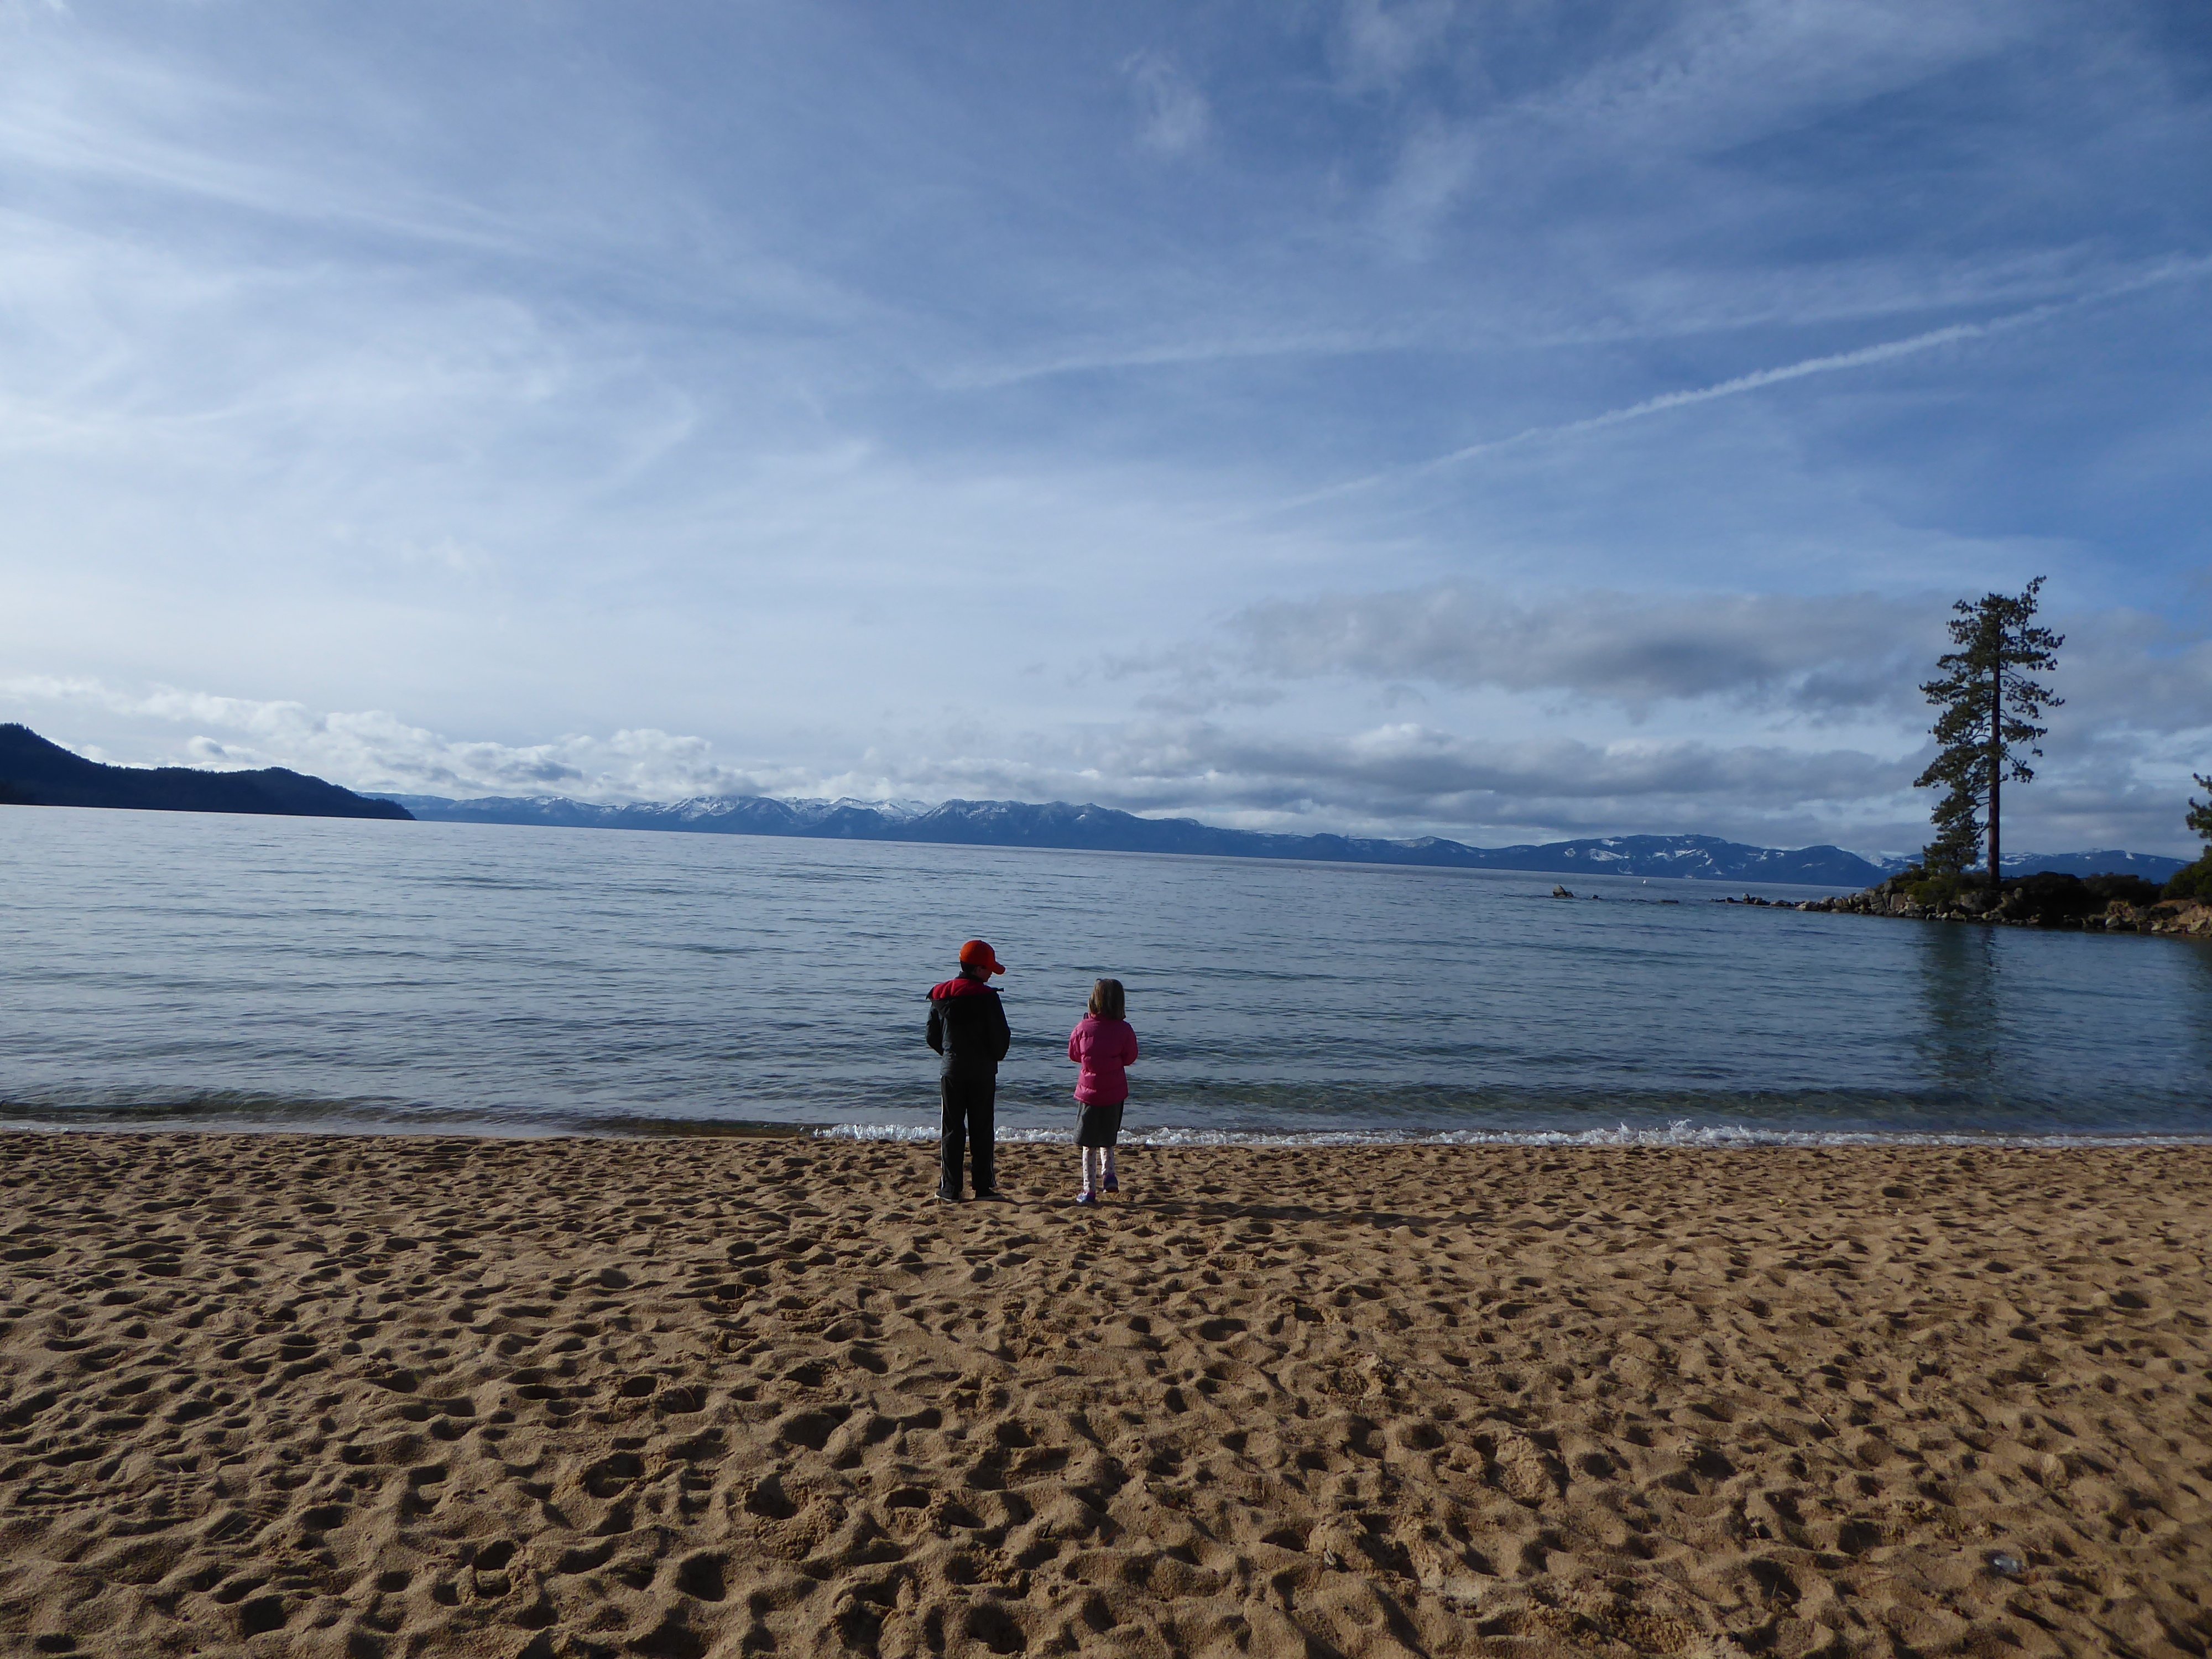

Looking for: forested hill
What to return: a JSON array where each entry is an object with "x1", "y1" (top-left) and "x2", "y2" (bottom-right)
[
  {"x1": 379, "y1": 791, "x2": 1888, "y2": 885},
  {"x1": 0, "y1": 724, "x2": 413, "y2": 821}
]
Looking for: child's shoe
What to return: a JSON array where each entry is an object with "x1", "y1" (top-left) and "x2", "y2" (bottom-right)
[
  {"x1": 1074, "y1": 1191, "x2": 1097, "y2": 1207},
  {"x1": 1103, "y1": 1172, "x2": 1119, "y2": 1193}
]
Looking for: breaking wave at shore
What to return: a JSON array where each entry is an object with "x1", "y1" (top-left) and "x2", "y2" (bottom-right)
[
  {"x1": 819, "y1": 1119, "x2": 2212, "y2": 1151},
  {"x1": 6, "y1": 1089, "x2": 2205, "y2": 1152}
]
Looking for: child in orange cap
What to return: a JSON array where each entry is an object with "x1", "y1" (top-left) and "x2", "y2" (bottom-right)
[{"x1": 926, "y1": 939, "x2": 1011, "y2": 1200}]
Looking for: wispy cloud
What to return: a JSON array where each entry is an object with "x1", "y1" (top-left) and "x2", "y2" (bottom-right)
[
  {"x1": 1332, "y1": 0, "x2": 1458, "y2": 93},
  {"x1": 1125, "y1": 52, "x2": 1210, "y2": 156},
  {"x1": 1284, "y1": 255, "x2": 2212, "y2": 509},
  {"x1": 0, "y1": 2, "x2": 2206, "y2": 859},
  {"x1": 8, "y1": 648, "x2": 2208, "y2": 855},
  {"x1": 1349, "y1": 1, "x2": 2035, "y2": 255}
]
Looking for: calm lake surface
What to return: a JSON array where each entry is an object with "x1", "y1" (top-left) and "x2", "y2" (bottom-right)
[{"x1": 2, "y1": 805, "x2": 2206, "y2": 1144}]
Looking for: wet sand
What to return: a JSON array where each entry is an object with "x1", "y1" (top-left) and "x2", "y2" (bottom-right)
[{"x1": 1, "y1": 1133, "x2": 2207, "y2": 1658}]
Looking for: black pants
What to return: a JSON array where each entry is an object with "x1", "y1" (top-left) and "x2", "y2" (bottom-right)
[
  {"x1": 940, "y1": 1074, "x2": 995, "y2": 1196},
  {"x1": 1076, "y1": 1100, "x2": 1124, "y2": 1147}
]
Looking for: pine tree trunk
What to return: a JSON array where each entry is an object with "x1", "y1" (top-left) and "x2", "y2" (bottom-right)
[{"x1": 1987, "y1": 672, "x2": 2002, "y2": 892}]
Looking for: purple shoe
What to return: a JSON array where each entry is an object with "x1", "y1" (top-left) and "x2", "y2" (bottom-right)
[
  {"x1": 1074, "y1": 1191, "x2": 1097, "y2": 1207},
  {"x1": 1103, "y1": 1172, "x2": 1119, "y2": 1193}
]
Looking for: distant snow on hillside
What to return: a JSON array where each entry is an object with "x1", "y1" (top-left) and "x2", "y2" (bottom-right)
[{"x1": 372, "y1": 792, "x2": 2192, "y2": 888}]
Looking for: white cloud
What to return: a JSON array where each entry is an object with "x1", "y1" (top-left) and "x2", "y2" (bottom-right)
[
  {"x1": 1373, "y1": 119, "x2": 1480, "y2": 257},
  {"x1": 1080, "y1": 717, "x2": 1917, "y2": 817},
  {"x1": 1354, "y1": 0, "x2": 2034, "y2": 256},
  {"x1": 1333, "y1": 0, "x2": 1458, "y2": 93},
  {"x1": 1125, "y1": 53, "x2": 1209, "y2": 156},
  {"x1": 8, "y1": 659, "x2": 2207, "y2": 855},
  {"x1": 1, "y1": 676, "x2": 761, "y2": 800},
  {"x1": 1527, "y1": 0, "x2": 2030, "y2": 163},
  {"x1": 0, "y1": 3, "x2": 2205, "y2": 864},
  {"x1": 1, "y1": 670, "x2": 1918, "y2": 823},
  {"x1": 1206, "y1": 585, "x2": 1939, "y2": 714}
]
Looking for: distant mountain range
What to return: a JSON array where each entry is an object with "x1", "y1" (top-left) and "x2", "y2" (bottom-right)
[
  {"x1": 1, "y1": 718, "x2": 2184, "y2": 883},
  {"x1": 0, "y1": 723, "x2": 411, "y2": 821},
  {"x1": 378, "y1": 791, "x2": 1895, "y2": 884},
  {"x1": 379, "y1": 792, "x2": 2195, "y2": 883}
]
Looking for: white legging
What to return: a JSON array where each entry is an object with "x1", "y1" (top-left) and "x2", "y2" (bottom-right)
[{"x1": 1080, "y1": 1144, "x2": 1119, "y2": 1192}]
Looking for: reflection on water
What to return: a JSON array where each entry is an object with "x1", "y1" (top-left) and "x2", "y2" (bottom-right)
[
  {"x1": 1917, "y1": 924, "x2": 2003, "y2": 1103},
  {"x1": 0, "y1": 805, "x2": 2206, "y2": 1142},
  {"x1": 2183, "y1": 940, "x2": 2212, "y2": 1084}
]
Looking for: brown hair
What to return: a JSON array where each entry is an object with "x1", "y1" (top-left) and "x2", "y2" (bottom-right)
[{"x1": 1087, "y1": 978, "x2": 1125, "y2": 1020}]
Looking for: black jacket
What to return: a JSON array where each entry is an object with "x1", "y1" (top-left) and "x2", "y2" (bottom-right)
[{"x1": 926, "y1": 973, "x2": 1011, "y2": 1079}]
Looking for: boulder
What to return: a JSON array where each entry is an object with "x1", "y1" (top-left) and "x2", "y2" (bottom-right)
[{"x1": 2148, "y1": 900, "x2": 2212, "y2": 937}]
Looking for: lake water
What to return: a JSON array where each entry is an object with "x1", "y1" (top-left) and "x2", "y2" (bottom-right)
[{"x1": 2, "y1": 805, "x2": 2207, "y2": 1146}]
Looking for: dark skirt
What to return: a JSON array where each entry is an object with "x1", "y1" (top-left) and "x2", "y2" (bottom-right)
[{"x1": 1075, "y1": 1100, "x2": 1124, "y2": 1148}]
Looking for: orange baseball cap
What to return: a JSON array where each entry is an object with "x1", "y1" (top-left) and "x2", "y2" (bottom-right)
[{"x1": 959, "y1": 938, "x2": 1005, "y2": 975}]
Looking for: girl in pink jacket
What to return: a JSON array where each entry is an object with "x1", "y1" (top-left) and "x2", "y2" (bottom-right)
[{"x1": 1067, "y1": 978, "x2": 1139, "y2": 1205}]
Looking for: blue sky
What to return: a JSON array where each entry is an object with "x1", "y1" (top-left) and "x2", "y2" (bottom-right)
[{"x1": 3, "y1": 1, "x2": 2209, "y2": 854}]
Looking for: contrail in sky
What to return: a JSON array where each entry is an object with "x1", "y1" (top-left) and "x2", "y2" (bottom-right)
[
  {"x1": 1427, "y1": 319, "x2": 2008, "y2": 467},
  {"x1": 1275, "y1": 255, "x2": 2212, "y2": 512}
]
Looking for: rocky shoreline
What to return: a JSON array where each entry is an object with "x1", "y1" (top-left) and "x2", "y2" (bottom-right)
[{"x1": 1720, "y1": 876, "x2": 2212, "y2": 936}]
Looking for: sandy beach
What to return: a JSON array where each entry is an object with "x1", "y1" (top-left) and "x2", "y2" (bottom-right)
[{"x1": 1, "y1": 1134, "x2": 2206, "y2": 1658}]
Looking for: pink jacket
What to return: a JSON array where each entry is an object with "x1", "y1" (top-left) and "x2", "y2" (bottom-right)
[{"x1": 1067, "y1": 1015, "x2": 1140, "y2": 1107}]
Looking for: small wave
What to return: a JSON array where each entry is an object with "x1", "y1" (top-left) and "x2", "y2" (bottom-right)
[
  {"x1": 0, "y1": 1091, "x2": 818, "y2": 1140},
  {"x1": 814, "y1": 1123, "x2": 945, "y2": 1142},
  {"x1": 9, "y1": 1093, "x2": 2204, "y2": 1151},
  {"x1": 815, "y1": 1118, "x2": 2212, "y2": 1151}
]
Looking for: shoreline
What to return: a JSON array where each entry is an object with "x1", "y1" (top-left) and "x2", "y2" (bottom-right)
[
  {"x1": 1782, "y1": 880, "x2": 2212, "y2": 938},
  {"x1": 3, "y1": 1133, "x2": 2207, "y2": 1657},
  {"x1": 6, "y1": 1113, "x2": 2212, "y2": 1150}
]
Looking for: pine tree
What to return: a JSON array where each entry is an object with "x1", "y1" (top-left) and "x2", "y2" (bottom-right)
[
  {"x1": 2168, "y1": 774, "x2": 2212, "y2": 901},
  {"x1": 1913, "y1": 578, "x2": 2063, "y2": 890}
]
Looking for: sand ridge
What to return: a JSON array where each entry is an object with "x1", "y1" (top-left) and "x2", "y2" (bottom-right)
[{"x1": 0, "y1": 1134, "x2": 2208, "y2": 1657}]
